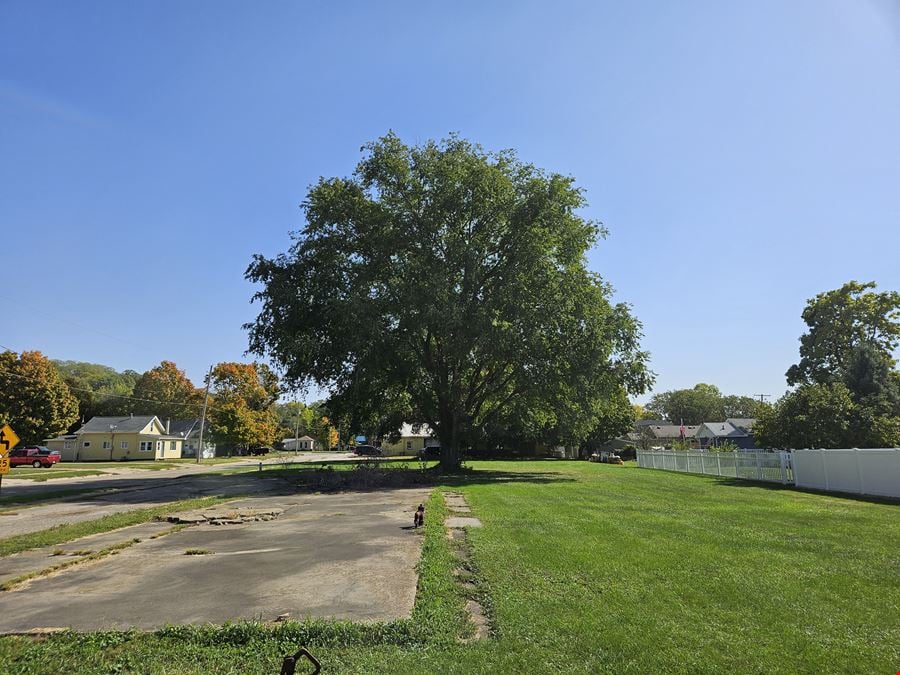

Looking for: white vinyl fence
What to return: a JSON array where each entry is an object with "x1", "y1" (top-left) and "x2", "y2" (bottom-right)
[
  {"x1": 637, "y1": 450, "x2": 793, "y2": 484},
  {"x1": 791, "y1": 449, "x2": 900, "y2": 498}
]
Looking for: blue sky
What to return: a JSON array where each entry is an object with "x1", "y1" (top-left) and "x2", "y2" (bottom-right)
[{"x1": 2, "y1": 0, "x2": 898, "y2": 403}]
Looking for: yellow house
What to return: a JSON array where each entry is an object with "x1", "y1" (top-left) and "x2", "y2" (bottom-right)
[
  {"x1": 379, "y1": 423, "x2": 438, "y2": 457},
  {"x1": 45, "y1": 415, "x2": 183, "y2": 461}
]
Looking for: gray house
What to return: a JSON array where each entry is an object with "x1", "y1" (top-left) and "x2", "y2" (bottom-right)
[
  {"x1": 167, "y1": 419, "x2": 217, "y2": 458},
  {"x1": 695, "y1": 419, "x2": 758, "y2": 449}
]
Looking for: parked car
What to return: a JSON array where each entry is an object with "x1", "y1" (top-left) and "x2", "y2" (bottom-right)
[
  {"x1": 247, "y1": 446, "x2": 272, "y2": 456},
  {"x1": 416, "y1": 446, "x2": 442, "y2": 460},
  {"x1": 353, "y1": 444, "x2": 383, "y2": 457},
  {"x1": 9, "y1": 446, "x2": 61, "y2": 468}
]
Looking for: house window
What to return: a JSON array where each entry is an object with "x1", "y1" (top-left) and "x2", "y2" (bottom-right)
[
  {"x1": 64, "y1": 441, "x2": 73, "y2": 449},
  {"x1": 156, "y1": 441, "x2": 161, "y2": 451},
  {"x1": 170, "y1": 441, "x2": 176, "y2": 451},
  {"x1": 140, "y1": 441, "x2": 152, "y2": 452},
  {"x1": 102, "y1": 441, "x2": 111, "y2": 450},
  {"x1": 406, "y1": 441, "x2": 412, "y2": 450},
  {"x1": 121, "y1": 441, "x2": 128, "y2": 449},
  {"x1": 83, "y1": 441, "x2": 91, "y2": 448}
]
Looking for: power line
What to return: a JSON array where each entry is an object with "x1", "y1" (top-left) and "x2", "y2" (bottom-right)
[
  {"x1": 0, "y1": 365, "x2": 208, "y2": 412},
  {"x1": 0, "y1": 293, "x2": 155, "y2": 354}
]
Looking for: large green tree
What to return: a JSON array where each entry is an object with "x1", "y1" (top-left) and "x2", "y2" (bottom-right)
[
  {"x1": 52, "y1": 360, "x2": 140, "y2": 421},
  {"x1": 753, "y1": 382, "x2": 899, "y2": 449},
  {"x1": 0, "y1": 351, "x2": 79, "y2": 443},
  {"x1": 756, "y1": 282, "x2": 900, "y2": 449},
  {"x1": 646, "y1": 385, "x2": 770, "y2": 424},
  {"x1": 646, "y1": 384, "x2": 724, "y2": 425},
  {"x1": 786, "y1": 281, "x2": 900, "y2": 386},
  {"x1": 246, "y1": 133, "x2": 651, "y2": 468}
]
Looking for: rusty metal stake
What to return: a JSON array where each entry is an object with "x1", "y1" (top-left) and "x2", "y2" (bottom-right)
[{"x1": 280, "y1": 647, "x2": 321, "y2": 675}]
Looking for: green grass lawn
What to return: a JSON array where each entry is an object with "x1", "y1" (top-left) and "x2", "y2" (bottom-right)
[{"x1": 0, "y1": 461, "x2": 897, "y2": 673}]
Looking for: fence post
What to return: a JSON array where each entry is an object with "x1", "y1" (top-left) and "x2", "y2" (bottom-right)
[
  {"x1": 700, "y1": 452, "x2": 705, "y2": 475},
  {"x1": 779, "y1": 452, "x2": 787, "y2": 484},
  {"x1": 734, "y1": 451, "x2": 739, "y2": 477},
  {"x1": 754, "y1": 452, "x2": 762, "y2": 481},
  {"x1": 716, "y1": 453, "x2": 721, "y2": 477}
]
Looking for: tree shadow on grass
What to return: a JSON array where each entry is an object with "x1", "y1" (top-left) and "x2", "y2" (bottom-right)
[
  {"x1": 712, "y1": 477, "x2": 900, "y2": 506},
  {"x1": 0, "y1": 463, "x2": 574, "y2": 513},
  {"x1": 266, "y1": 463, "x2": 576, "y2": 493}
]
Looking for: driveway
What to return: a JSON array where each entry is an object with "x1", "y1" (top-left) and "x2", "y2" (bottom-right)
[{"x1": 0, "y1": 488, "x2": 431, "y2": 631}]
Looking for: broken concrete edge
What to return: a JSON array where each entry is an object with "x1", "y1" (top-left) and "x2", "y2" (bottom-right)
[{"x1": 163, "y1": 507, "x2": 286, "y2": 525}]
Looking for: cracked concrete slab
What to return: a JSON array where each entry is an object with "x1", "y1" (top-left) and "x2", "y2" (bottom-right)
[
  {"x1": 0, "y1": 488, "x2": 431, "y2": 632},
  {"x1": 0, "y1": 521, "x2": 175, "y2": 586}
]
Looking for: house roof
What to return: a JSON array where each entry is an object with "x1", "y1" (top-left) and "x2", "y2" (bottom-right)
[
  {"x1": 166, "y1": 419, "x2": 201, "y2": 437},
  {"x1": 726, "y1": 418, "x2": 756, "y2": 432},
  {"x1": 645, "y1": 425, "x2": 699, "y2": 439},
  {"x1": 697, "y1": 422, "x2": 749, "y2": 438},
  {"x1": 76, "y1": 416, "x2": 159, "y2": 434}
]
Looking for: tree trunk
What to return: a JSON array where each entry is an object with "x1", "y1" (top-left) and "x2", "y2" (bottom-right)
[{"x1": 439, "y1": 413, "x2": 462, "y2": 471}]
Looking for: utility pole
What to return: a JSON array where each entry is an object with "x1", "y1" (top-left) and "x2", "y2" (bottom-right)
[
  {"x1": 755, "y1": 394, "x2": 771, "y2": 403},
  {"x1": 293, "y1": 398, "x2": 301, "y2": 455},
  {"x1": 196, "y1": 366, "x2": 213, "y2": 464}
]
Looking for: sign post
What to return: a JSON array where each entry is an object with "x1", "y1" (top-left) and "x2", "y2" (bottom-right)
[{"x1": 0, "y1": 424, "x2": 20, "y2": 496}]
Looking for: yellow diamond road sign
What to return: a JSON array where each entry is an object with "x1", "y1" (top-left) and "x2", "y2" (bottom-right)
[
  {"x1": 0, "y1": 457, "x2": 9, "y2": 475},
  {"x1": 0, "y1": 424, "x2": 19, "y2": 458}
]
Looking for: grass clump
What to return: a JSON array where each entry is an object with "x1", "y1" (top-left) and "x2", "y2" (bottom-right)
[{"x1": 183, "y1": 549, "x2": 214, "y2": 556}]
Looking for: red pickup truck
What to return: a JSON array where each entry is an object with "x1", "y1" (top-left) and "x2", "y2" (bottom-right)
[{"x1": 8, "y1": 446, "x2": 61, "y2": 468}]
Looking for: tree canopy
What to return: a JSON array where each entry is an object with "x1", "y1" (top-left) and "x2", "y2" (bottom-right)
[
  {"x1": 130, "y1": 361, "x2": 202, "y2": 421},
  {"x1": 645, "y1": 384, "x2": 768, "y2": 425},
  {"x1": 0, "y1": 351, "x2": 79, "y2": 443},
  {"x1": 246, "y1": 133, "x2": 651, "y2": 467},
  {"x1": 52, "y1": 360, "x2": 140, "y2": 420},
  {"x1": 786, "y1": 281, "x2": 900, "y2": 386},
  {"x1": 207, "y1": 362, "x2": 280, "y2": 451},
  {"x1": 756, "y1": 281, "x2": 900, "y2": 449}
]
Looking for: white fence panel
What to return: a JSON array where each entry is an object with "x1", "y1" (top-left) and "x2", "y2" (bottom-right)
[
  {"x1": 637, "y1": 450, "x2": 793, "y2": 484},
  {"x1": 792, "y1": 449, "x2": 900, "y2": 498}
]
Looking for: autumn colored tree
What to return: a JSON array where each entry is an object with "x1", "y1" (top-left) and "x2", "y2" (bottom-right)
[
  {"x1": 0, "y1": 350, "x2": 79, "y2": 443},
  {"x1": 207, "y1": 362, "x2": 280, "y2": 451},
  {"x1": 130, "y1": 361, "x2": 203, "y2": 421}
]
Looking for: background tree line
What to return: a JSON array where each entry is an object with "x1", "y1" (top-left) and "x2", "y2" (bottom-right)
[
  {"x1": 0, "y1": 352, "x2": 337, "y2": 451},
  {"x1": 641, "y1": 383, "x2": 770, "y2": 425}
]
